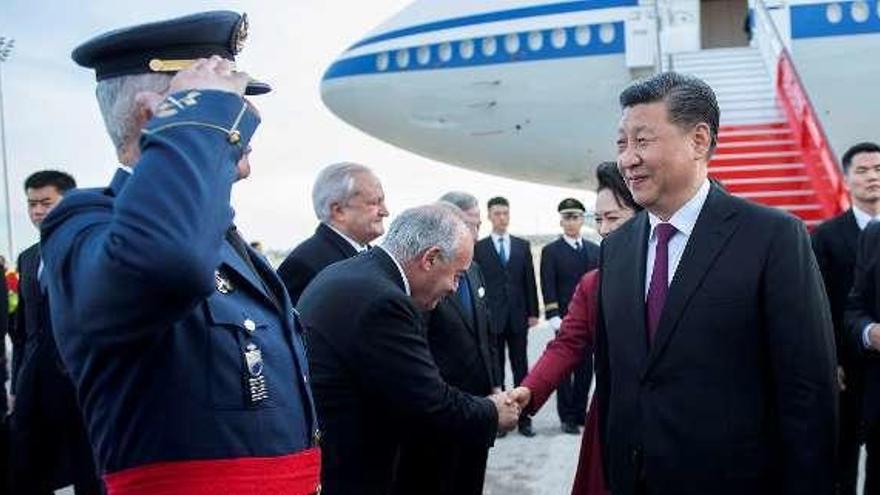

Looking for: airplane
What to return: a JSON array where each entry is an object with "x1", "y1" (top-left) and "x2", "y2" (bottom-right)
[{"x1": 320, "y1": 0, "x2": 880, "y2": 225}]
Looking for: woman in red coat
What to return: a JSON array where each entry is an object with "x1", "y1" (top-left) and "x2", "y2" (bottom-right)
[{"x1": 509, "y1": 162, "x2": 643, "y2": 495}]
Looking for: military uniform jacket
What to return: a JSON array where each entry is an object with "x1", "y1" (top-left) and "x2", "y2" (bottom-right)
[
  {"x1": 40, "y1": 90, "x2": 318, "y2": 475},
  {"x1": 540, "y1": 237, "x2": 599, "y2": 319}
]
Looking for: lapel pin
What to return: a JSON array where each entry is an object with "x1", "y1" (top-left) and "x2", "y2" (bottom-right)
[{"x1": 215, "y1": 269, "x2": 234, "y2": 294}]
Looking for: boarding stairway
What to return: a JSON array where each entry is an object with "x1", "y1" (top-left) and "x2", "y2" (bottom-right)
[{"x1": 671, "y1": 46, "x2": 846, "y2": 228}]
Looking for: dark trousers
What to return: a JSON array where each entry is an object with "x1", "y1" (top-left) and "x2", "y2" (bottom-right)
[
  {"x1": 393, "y1": 437, "x2": 489, "y2": 495},
  {"x1": 864, "y1": 419, "x2": 880, "y2": 495},
  {"x1": 495, "y1": 323, "x2": 529, "y2": 427},
  {"x1": 8, "y1": 411, "x2": 103, "y2": 495},
  {"x1": 836, "y1": 375, "x2": 862, "y2": 495},
  {"x1": 557, "y1": 354, "x2": 592, "y2": 425}
]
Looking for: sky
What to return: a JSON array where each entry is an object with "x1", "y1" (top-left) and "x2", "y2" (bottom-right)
[{"x1": 0, "y1": 0, "x2": 595, "y2": 260}]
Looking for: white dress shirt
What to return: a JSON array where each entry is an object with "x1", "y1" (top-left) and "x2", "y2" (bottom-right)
[
  {"x1": 852, "y1": 205, "x2": 880, "y2": 231},
  {"x1": 377, "y1": 245, "x2": 411, "y2": 296},
  {"x1": 490, "y1": 232, "x2": 511, "y2": 259},
  {"x1": 644, "y1": 179, "x2": 712, "y2": 297},
  {"x1": 562, "y1": 234, "x2": 584, "y2": 251},
  {"x1": 326, "y1": 223, "x2": 368, "y2": 253}
]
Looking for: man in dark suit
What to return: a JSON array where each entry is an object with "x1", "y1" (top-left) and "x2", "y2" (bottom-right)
[
  {"x1": 277, "y1": 162, "x2": 388, "y2": 305},
  {"x1": 597, "y1": 72, "x2": 836, "y2": 494},
  {"x1": 813, "y1": 142, "x2": 880, "y2": 495},
  {"x1": 8, "y1": 170, "x2": 102, "y2": 494},
  {"x1": 392, "y1": 192, "x2": 501, "y2": 495},
  {"x1": 540, "y1": 198, "x2": 599, "y2": 434},
  {"x1": 299, "y1": 204, "x2": 520, "y2": 495},
  {"x1": 474, "y1": 196, "x2": 540, "y2": 437}
]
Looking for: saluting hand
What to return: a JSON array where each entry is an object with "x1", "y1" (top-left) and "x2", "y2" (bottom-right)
[{"x1": 169, "y1": 55, "x2": 251, "y2": 96}]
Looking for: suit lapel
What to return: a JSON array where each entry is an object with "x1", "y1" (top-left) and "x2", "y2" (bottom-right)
[
  {"x1": 319, "y1": 223, "x2": 359, "y2": 259},
  {"x1": 643, "y1": 188, "x2": 740, "y2": 375},
  {"x1": 605, "y1": 213, "x2": 651, "y2": 361},
  {"x1": 842, "y1": 210, "x2": 860, "y2": 256}
]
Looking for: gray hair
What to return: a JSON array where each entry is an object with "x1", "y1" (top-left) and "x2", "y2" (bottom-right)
[
  {"x1": 312, "y1": 162, "x2": 374, "y2": 222},
  {"x1": 439, "y1": 191, "x2": 478, "y2": 212},
  {"x1": 381, "y1": 204, "x2": 470, "y2": 264},
  {"x1": 95, "y1": 73, "x2": 172, "y2": 154}
]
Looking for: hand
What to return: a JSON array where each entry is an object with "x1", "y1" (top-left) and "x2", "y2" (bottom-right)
[
  {"x1": 168, "y1": 55, "x2": 251, "y2": 96},
  {"x1": 528, "y1": 317, "x2": 540, "y2": 328},
  {"x1": 549, "y1": 316, "x2": 562, "y2": 331},
  {"x1": 869, "y1": 324, "x2": 880, "y2": 351},
  {"x1": 489, "y1": 392, "x2": 520, "y2": 432},
  {"x1": 507, "y1": 386, "x2": 532, "y2": 410},
  {"x1": 837, "y1": 366, "x2": 846, "y2": 392}
]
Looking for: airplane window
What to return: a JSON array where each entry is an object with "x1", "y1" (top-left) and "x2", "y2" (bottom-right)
[
  {"x1": 851, "y1": 0, "x2": 869, "y2": 22},
  {"x1": 417, "y1": 46, "x2": 431, "y2": 65},
  {"x1": 599, "y1": 23, "x2": 616, "y2": 44},
  {"x1": 438, "y1": 42, "x2": 453, "y2": 62},
  {"x1": 575, "y1": 25, "x2": 591, "y2": 46},
  {"x1": 482, "y1": 36, "x2": 498, "y2": 57},
  {"x1": 505, "y1": 33, "x2": 520, "y2": 54},
  {"x1": 376, "y1": 52, "x2": 389, "y2": 71},
  {"x1": 396, "y1": 49, "x2": 410, "y2": 69},
  {"x1": 826, "y1": 3, "x2": 843, "y2": 23},
  {"x1": 528, "y1": 31, "x2": 544, "y2": 51},
  {"x1": 551, "y1": 28, "x2": 567, "y2": 49},
  {"x1": 460, "y1": 39, "x2": 475, "y2": 59}
]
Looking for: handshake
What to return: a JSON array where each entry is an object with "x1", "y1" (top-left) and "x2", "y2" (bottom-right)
[{"x1": 488, "y1": 386, "x2": 533, "y2": 432}]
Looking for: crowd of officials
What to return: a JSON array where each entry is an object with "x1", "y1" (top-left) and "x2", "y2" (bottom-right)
[{"x1": 1, "y1": 8, "x2": 880, "y2": 495}]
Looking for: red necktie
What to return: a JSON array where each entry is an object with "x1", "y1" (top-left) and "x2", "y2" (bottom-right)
[{"x1": 646, "y1": 223, "x2": 677, "y2": 343}]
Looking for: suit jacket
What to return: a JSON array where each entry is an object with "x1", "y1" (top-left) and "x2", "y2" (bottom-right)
[
  {"x1": 540, "y1": 237, "x2": 599, "y2": 319},
  {"x1": 392, "y1": 261, "x2": 499, "y2": 495},
  {"x1": 298, "y1": 248, "x2": 498, "y2": 495},
  {"x1": 845, "y1": 221, "x2": 880, "y2": 423},
  {"x1": 277, "y1": 223, "x2": 359, "y2": 306},
  {"x1": 598, "y1": 186, "x2": 836, "y2": 495},
  {"x1": 474, "y1": 235, "x2": 539, "y2": 333},
  {"x1": 12, "y1": 243, "x2": 81, "y2": 425},
  {"x1": 812, "y1": 209, "x2": 861, "y2": 369},
  {"x1": 40, "y1": 90, "x2": 317, "y2": 476}
]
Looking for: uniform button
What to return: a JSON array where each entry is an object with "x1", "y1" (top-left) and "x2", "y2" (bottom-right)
[
  {"x1": 313, "y1": 429, "x2": 322, "y2": 446},
  {"x1": 228, "y1": 130, "x2": 241, "y2": 144},
  {"x1": 303, "y1": 374, "x2": 309, "y2": 384},
  {"x1": 244, "y1": 318, "x2": 256, "y2": 332}
]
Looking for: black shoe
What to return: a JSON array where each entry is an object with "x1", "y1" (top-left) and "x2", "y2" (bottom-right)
[
  {"x1": 561, "y1": 422, "x2": 581, "y2": 435},
  {"x1": 496, "y1": 429, "x2": 508, "y2": 438},
  {"x1": 518, "y1": 423, "x2": 536, "y2": 437}
]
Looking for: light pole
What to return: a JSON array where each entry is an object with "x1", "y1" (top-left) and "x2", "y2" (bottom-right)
[{"x1": 0, "y1": 37, "x2": 14, "y2": 262}]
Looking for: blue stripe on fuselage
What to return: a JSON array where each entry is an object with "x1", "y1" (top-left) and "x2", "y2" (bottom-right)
[
  {"x1": 324, "y1": 22, "x2": 625, "y2": 81},
  {"x1": 349, "y1": 0, "x2": 638, "y2": 50}
]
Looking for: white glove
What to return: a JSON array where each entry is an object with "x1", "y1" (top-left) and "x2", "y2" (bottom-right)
[{"x1": 549, "y1": 316, "x2": 562, "y2": 331}]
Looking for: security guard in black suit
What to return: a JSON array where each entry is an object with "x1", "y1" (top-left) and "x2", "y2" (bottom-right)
[
  {"x1": 540, "y1": 198, "x2": 599, "y2": 435},
  {"x1": 9, "y1": 171, "x2": 101, "y2": 495}
]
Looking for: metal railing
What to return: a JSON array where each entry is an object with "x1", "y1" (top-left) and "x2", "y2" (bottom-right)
[{"x1": 752, "y1": 0, "x2": 849, "y2": 218}]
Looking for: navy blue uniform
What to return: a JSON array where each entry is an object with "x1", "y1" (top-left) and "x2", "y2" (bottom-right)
[
  {"x1": 40, "y1": 91, "x2": 318, "y2": 481},
  {"x1": 540, "y1": 237, "x2": 599, "y2": 426}
]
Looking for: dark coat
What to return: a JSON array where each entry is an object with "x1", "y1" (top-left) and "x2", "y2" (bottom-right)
[
  {"x1": 277, "y1": 223, "x2": 359, "y2": 306},
  {"x1": 392, "y1": 261, "x2": 500, "y2": 495},
  {"x1": 540, "y1": 236, "x2": 599, "y2": 319},
  {"x1": 474, "y1": 235, "x2": 539, "y2": 333},
  {"x1": 846, "y1": 221, "x2": 880, "y2": 424},
  {"x1": 298, "y1": 248, "x2": 498, "y2": 495},
  {"x1": 812, "y1": 209, "x2": 861, "y2": 368},
  {"x1": 40, "y1": 91, "x2": 317, "y2": 476},
  {"x1": 597, "y1": 186, "x2": 837, "y2": 495}
]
